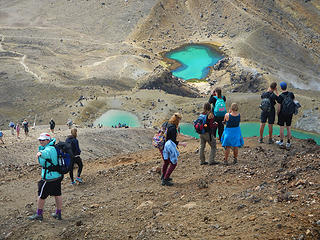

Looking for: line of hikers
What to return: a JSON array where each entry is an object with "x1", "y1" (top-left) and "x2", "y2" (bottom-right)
[
  {"x1": 154, "y1": 82, "x2": 298, "y2": 186},
  {"x1": 28, "y1": 128, "x2": 83, "y2": 221},
  {"x1": 5, "y1": 119, "x2": 29, "y2": 139}
]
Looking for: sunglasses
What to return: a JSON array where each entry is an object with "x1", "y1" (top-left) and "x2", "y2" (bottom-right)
[{"x1": 39, "y1": 139, "x2": 47, "y2": 142}]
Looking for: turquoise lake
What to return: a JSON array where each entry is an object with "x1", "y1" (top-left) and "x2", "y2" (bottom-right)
[
  {"x1": 180, "y1": 122, "x2": 320, "y2": 145},
  {"x1": 165, "y1": 44, "x2": 223, "y2": 80},
  {"x1": 93, "y1": 110, "x2": 140, "y2": 127}
]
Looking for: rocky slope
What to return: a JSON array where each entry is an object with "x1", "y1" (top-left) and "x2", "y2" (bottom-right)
[
  {"x1": 0, "y1": 0, "x2": 319, "y2": 133},
  {"x1": 0, "y1": 127, "x2": 319, "y2": 239}
]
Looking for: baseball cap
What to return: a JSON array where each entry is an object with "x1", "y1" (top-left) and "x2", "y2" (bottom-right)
[
  {"x1": 38, "y1": 133, "x2": 51, "y2": 141},
  {"x1": 280, "y1": 81, "x2": 287, "y2": 90}
]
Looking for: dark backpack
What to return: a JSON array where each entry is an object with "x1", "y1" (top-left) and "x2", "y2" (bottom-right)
[
  {"x1": 193, "y1": 114, "x2": 207, "y2": 134},
  {"x1": 259, "y1": 92, "x2": 272, "y2": 112},
  {"x1": 260, "y1": 98, "x2": 271, "y2": 112},
  {"x1": 281, "y1": 93, "x2": 295, "y2": 115},
  {"x1": 45, "y1": 142, "x2": 73, "y2": 175}
]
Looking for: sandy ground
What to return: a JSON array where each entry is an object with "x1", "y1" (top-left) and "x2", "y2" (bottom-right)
[{"x1": 0, "y1": 126, "x2": 319, "y2": 240}]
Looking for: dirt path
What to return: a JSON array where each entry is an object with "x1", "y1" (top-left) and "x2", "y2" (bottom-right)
[{"x1": 0, "y1": 130, "x2": 319, "y2": 240}]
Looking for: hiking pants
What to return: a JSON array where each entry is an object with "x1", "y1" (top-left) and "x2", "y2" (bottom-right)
[
  {"x1": 213, "y1": 116, "x2": 224, "y2": 140},
  {"x1": 162, "y1": 159, "x2": 177, "y2": 180},
  {"x1": 69, "y1": 156, "x2": 83, "y2": 182},
  {"x1": 200, "y1": 132, "x2": 216, "y2": 164}
]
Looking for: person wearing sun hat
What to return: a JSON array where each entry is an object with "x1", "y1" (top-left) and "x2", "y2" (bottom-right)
[
  {"x1": 276, "y1": 81, "x2": 295, "y2": 149},
  {"x1": 28, "y1": 133, "x2": 63, "y2": 221}
]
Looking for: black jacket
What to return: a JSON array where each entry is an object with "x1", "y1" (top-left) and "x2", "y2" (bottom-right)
[
  {"x1": 66, "y1": 136, "x2": 81, "y2": 156},
  {"x1": 166, "y1": 123, "x2": 179, "y2": 146}
]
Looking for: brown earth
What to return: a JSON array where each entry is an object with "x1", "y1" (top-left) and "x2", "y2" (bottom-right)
[{"x1": 0, "y1": 127, "x2": 319, "y2": 240}]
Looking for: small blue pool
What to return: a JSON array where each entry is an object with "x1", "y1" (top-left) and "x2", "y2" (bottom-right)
[
  {"x1": 93, "y1": 110, "x2": 140, "y2": 127},
  {"x1": 165, "y1": 44, "x2": 223, "y2": 81}
]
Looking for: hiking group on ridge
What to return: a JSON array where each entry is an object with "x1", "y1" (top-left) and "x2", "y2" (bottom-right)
[{"x1": 154, "y1": 81, "x2": 299, "y2": 187}]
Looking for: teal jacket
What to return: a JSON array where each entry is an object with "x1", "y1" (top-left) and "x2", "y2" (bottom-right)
[{"x1": 38, "y1": 138, "x2": 62, "y2": 181}]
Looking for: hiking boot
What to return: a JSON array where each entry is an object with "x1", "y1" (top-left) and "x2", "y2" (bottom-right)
[
  {"x1": 276, "y1": 140, "x2": 284, "y2": 147},
  {"x1": 224, "y1": 160, "x2": 229, "y2": 166},
  {"x1": 233, "y1": 158, "x2": 238, "y2": 164},
  {"x1": 51, "y1": 212, "x2": 62, "y2": 220},
  {"x1": 208, "y1": 161, "x2": 219, "y2": 165},
  {"x1": 161, "y1": 179, "x2": 173, "y2": 186},
  {"x1": 200, "y1": 162, "x2": 208, "y2": 165},
  {"x1": 258, "y1": 138, "x2": 264, "y2": 143},
  {"x1": 160, "y1": 175, "x2": 172, "y2": 181},
  {"x1": 71, "y1": 181, "x2": 76, "y2": 185},
  {"x1": 28, "y1": 214, "x2": 43, "y2": 221},
  {"x1": 268, "y1": 138, "x2": 274, "y2": 144},
  {"x1": 286, "y1": 142, "x2": 291, "y2": 149},
  {"x1": 76, "y1": 177, "x2": 83, "y2": 183}
]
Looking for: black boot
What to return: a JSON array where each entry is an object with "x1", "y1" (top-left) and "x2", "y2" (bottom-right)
[
  {"x1": 161, "y1": 179, "x2": 173, "y2": 186},
  {"x1": 160, "y1": 174, "x2": 172, "y2": 181}
]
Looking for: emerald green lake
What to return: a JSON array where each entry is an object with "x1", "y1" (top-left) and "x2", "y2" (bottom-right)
[
  {"x1": 180, "y1": 122, "x2": 320, "y2": 145},
  {"x1": 165, "y1": 44, "x2": 223, "y2": 80},
  {"x1": 93, "y1": 110, "x2": 140, "y2": 127}
]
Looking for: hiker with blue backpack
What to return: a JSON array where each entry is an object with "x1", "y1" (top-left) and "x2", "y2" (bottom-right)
[
  {"x1": 258, "y1": 82, "x2": 279, "y2": 144},
  {"x1": 9, "y1": 121, "x2": 15, "y2": 135},
  {"x1": 209, "y1": 87, "x2": 227, "y2": 141},
  {"x1": 29, "y1": 133, "x2": 63, "y2": 221},
  {"x1": 276, "y1": 81, "x2": 295, "y2": 149},
  {"x1": 0, "y1": 130, "x2": 4, "y2": 144},
  {"x1": 194, "y1": 103, "x2": 218, "y2": 165},
  {"x1": 161, "y1": 113, "x2": 186, "y2": 186},
  {"x1": 221, "y1": 103, "x2": 244, "y2": 165},
  {"x1": 66, "y1": 128, "x2": 83, "y2": 185}
]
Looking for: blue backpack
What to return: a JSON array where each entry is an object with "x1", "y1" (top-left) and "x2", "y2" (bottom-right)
[
  {"x1": 213, "y1": 96, "x2": 227, "y2": 117},
  {"x1": 193, "y1": 114, "x2": 207, "y2": 134},
  {"x1": 45, "y1": 142, "x2": 73, "y2": 175}
]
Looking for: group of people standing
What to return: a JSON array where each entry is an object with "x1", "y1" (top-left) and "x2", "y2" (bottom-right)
[
  {"x1": 159, "y1": 81, "x2": 297, "y2": 187},
  {"x1": 159, "y1": 87, "x2": 244, "y2": 186},
  {"x1": 259, "y1": 81, "x2": 296, "y2": 149},
  {"x1": 7, "y1": 119, "x2": 29, "y2": 139},
  {"x1": 199, "y1": 87, "x2": 243, "y2": 166}
]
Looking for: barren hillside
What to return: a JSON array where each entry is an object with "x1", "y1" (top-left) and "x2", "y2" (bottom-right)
[{"x1": 0, "y1": 0, "x2": 319, "y2": 133}]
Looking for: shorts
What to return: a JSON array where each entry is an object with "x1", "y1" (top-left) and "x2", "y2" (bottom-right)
[
  {"x1": 38, "y1": 178, "x2": 62, "y2": 199},
  {"x1": 277, "y1": 113, "x2": 293, "y2": 127},
  {"x1": 261, "y1": 109, "x2": 275, "y2": 124}
]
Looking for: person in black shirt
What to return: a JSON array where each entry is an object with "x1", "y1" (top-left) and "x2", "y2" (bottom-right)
[
  {"x1": 276, "y1": 82, "x2": 295, "y2": 149},
  {"x1": 161, "y1": 113, "x2": 186, "y2": 186},
  {"x1": 259, "y1": 82, "x2": 279, "y2": 144},
  {"x1": 208, "y1": 87, "x2": 226, "y2": 141},
  {"x1": 66, "y1": 128, "x2": 83, "y2": 184},
  {"x1": 49, "y1": 118, "x2": 55, "y2": 134}
]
